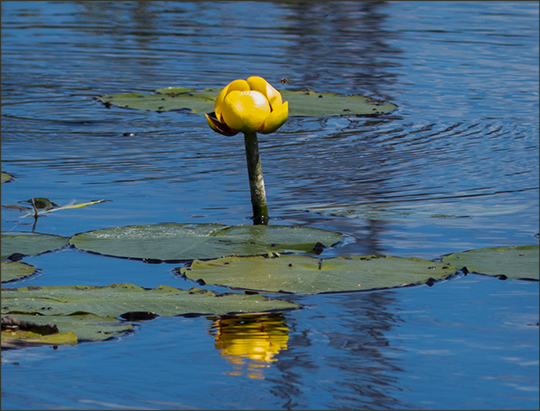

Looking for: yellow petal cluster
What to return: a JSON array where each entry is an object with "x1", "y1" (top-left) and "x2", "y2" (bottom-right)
[{"x1": 206, "y1": 76, "x2": 289, "y2": 136}]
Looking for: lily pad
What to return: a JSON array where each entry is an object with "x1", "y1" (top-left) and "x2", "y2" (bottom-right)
[
  {"x1": 1, "y1": 283, "x2": 300, "y2": 318},
  {"x1": 1, "y1": 171, "x2": 15, "y2": 183},
  {"x1": 95, "y1": 87, "x2": 397, "y2": 117},
  {"x1": 442, "y1": 245, "x2": 539, "y2": 280},
  {"x1": 281, "y1": 89, "x2": 397, "y2": 117},
  {"x1": 2, "y1": 316, "x2": 78, "y2": 349},
  {"x1": 1, "y1": 261, "x2": 37, "y2": 283},
  {"x1": 69, "y1": 223, "x2": 343, "y2": 262},
  {"x1": 179, "y1": 254, "x2": 456, "y2": 294},
  {"x1": 1, "y1": 231, "x2": 69, "y2": 260},
  {"x1": 2, "y1": 313, "x2": 134, "y2": 345}
]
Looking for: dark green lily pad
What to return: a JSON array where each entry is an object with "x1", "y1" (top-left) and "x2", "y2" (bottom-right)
[
  {"x1": 69, "y1": 223, "x2": 343, "y2": 262},
  {"x1": 1, "y1": 283, "x2": 300, "y2": 318},
  {"x1": 1, "y1": 171, "x2": 15, "y2": 183},
  {"x1": 1, "y1": 261, "x2": 37, "y2": 283},
  {"x1": 442, "y1": 245, "x2": 539, "y2": 280},
  {"x1": 1, "y1": 232, "x2": 69, "y2": 260},
  {"x1": 95, "y1": 87, "x2": 397, "y2": 117},
  {"x1": 179, "y1": 254, "x2": 456, "y2": 294}
]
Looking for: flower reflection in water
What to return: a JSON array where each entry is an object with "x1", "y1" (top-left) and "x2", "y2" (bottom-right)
[{"x1": 210, "y1": 312, "x2": 289, "y2": 380}]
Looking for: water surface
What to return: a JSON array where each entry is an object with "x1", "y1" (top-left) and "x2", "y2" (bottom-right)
[{"x1": 1, "y1": 1, "x2": 538, "y2": 410}]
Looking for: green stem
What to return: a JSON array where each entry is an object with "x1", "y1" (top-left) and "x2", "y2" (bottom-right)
[{"x1": 243, "y1": 131, "x2": 269, "y2": 225}]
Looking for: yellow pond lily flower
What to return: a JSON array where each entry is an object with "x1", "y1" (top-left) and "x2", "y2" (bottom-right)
[{"x1": 206, "y1": 76, "x2": 289, "y2": 136}]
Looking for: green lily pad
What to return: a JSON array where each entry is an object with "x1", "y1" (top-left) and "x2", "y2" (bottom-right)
[
  {"x1": 281, "y1": 89, "x2": 397, "y2": 117},
  {"x1": 1, "y1": 171, "x2": 15, "y2": 183},
  {"x1": 2, "y1": 313, "x2": 134, "y2": 345},
  {"x1": 179, "y1": 254, "x2": 456, "y2": 294},
  {"x1": 442, "y1": 245, "x2": 539, "y2": 280},
  {"x1": 69, "y1": 223, "x2": 343, "y2": 262},
  {"x1": 1, "y1": 283, "x2": 300, "y2": 318},
  {"x1": 95, "y1": 87, "x2": 397, "y2": 117},
  {"x1": 2, "y1": 316, "x2": 78, "y2": 349},
  {"x1": 1, "y1": 261, "x2": 37, "y2": 283},
  {"x1": 1, "y1": 232, "x2": 69, "y2": 260}
]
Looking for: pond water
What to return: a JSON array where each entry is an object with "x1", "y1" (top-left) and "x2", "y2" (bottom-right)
[{"x1": 1, "y1": 1, "x2": 538, "y2": 410}]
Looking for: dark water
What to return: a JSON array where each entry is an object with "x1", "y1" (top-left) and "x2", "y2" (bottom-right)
[{"x1": 1, "y1": 1, "x2": 538, "y2": 409}]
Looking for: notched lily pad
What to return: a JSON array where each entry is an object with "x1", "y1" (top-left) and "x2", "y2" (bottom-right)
[
  {"x1": 1, "y1": 231, "x2": 69, "y2": 260},
  {"x1": 69, "y1": 223, "x2": 343, "y2": 262},
  {"x1": 442, "y1": 245, "x2": 539, "y2": 280},
  {"x1": 95, "y1": 87, "x2": 397, "y2": 117},
  {"x1": 1, "y1": 261, "x2": 37, "y2": 283},
  {"x1": 179, "y1": 254, "x2": 456, "y2": 294}
]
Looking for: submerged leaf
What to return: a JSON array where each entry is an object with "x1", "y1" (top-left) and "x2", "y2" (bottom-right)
[
  {"x1": 442, "y1": 245, "x2": 539, "y2": 280},
  {"x1": 95, "y1": 87, "x2": 397, "y2": 117},
  {"x1": 180, "y1": 254, "x2": 456, "y2": 294},
  {"x1": 69, "y1": 223, "x2": 343, "y2": 262}
]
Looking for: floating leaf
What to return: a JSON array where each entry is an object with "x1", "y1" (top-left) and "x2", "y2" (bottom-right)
[
  {"x1": 2, "y1": 328, "x2": 78, "y2": 349},
  {"x1": 442, "y1": 245, "x2": 539, "y2": 280},
  {"x1": 95, "y1": 87, "x2": 397, "y2": 117},
  {"x1": 69, "y1": 223, "x2": 343, "y2": 262},
  {"x1": 1, "y1": 232, "x2": 69, "y2": 260},
  {"x1": 2, "y1": 314, "x2": 134, "y2": 345},
  {"x1": 1, "y1": 261, "x2": 36, "y2": 283},
  {"x1": 1, "y1": 283, "x2": 300, "y2": 319},
  {"x1": 1, "y1": 171, "x2": 15, "y2": 183},
  {"x1": 1, "y1": 316, "x2": 78, "y2": 348},
  {"x1": 281, "y1": 89, "x2": 397, "y2": 117},
  {"x1": 179, "y1": 254, "x2": 456, "y2": 294}
]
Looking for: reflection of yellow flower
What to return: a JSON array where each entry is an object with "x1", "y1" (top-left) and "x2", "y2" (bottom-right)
[
  {"x1": 205, "y1": 77, "x2": 289, "y2": 136},
  {"x1": 211, "y1": 312, "x2": 289, "y2": 379}
]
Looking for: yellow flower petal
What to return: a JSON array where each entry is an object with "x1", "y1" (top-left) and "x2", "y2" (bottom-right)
[
  {"x1": 222, "y1": 90, "x2": 271, "y2": 133},
  {"x1": 214, "y1": 79, "x2": 250, "y2": 122},
  {"x1": 258, "y1": 101, "x2": 288, "y2": 134},
  {"x1": 247, "y1": 76, "x2": 283, "y2": 110}
]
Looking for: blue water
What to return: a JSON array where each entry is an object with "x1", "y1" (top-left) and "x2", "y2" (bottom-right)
[{"x1": 1, "y1": 1, "x2": 538, "y2": 409}]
